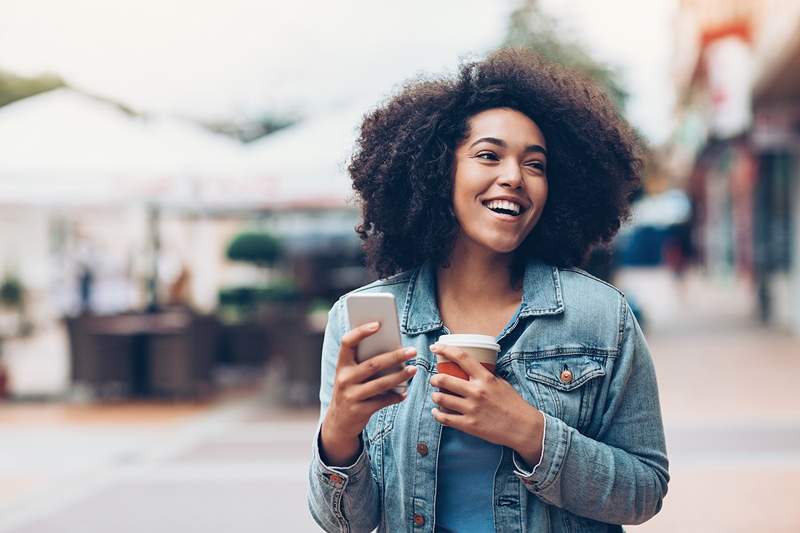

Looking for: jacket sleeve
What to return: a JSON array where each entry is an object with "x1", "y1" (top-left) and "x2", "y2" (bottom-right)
[
  {"x1": 307, "y1": 299, "x2": 380, "y2": 533},
  {"x1": 512, "y1": 299, "x2": 670, "y2": 525}
]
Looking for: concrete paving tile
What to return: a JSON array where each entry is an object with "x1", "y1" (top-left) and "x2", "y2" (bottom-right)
[
  {"x1": 0, "y1": 402, "x2": 212, "y2": 427},
  {"x1": 629, "y1": 466, "x2": 800, "y2": 533},
  {"x1": 0, "y1": 477, "x2": 45, "y2": 506},
  {"x1": 4, "y1": 479, "x2": 319, "y2": 533},
  {"x1": 667, "y1": 424, "x2": 800, "y2": 456},
  {"x1": 171, "y1": 440, "x2": 312, "y2": 464},
  {"x1": 241, "y1": 407, "x2": 318, "y2": 424}
]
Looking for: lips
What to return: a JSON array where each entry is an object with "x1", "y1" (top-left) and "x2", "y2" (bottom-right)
[{"x1": 481, "y1": 197, "x2": 529, "y2": 220}]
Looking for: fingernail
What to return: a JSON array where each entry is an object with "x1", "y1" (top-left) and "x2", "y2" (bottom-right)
[
  {"x1": 367, "y1": 322, "x2": 380, "y2": 330},
  {"x1": 404, "y1": 347, "x2": 417, "y2": 356},
  {"x1": 429, "y1": 344, "x2": 439, "y2": 352},
  {"x1": 405, "y1": 366, "x2": 417, "y2": 374}
]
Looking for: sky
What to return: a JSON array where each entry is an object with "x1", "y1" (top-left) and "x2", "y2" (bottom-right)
[{"x1": 0, "y1": 0, "x2": 676, "y2": 143}]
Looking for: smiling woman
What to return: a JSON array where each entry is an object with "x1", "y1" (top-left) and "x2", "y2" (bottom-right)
[{"x1": 308, "y1": 48, "x2": 668, "y2": 533}]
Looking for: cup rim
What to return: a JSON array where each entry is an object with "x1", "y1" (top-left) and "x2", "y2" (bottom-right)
[{"x1": 436, "y1": 334, "x2": 500, "y2": 352}]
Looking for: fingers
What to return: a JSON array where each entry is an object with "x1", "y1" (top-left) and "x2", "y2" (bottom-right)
[
  {"x1": 431, "y1": 390, "x2": 470, "y2": 414},
  {"x1": 429, "y1": 372, "x2": 472, "y2": 397},
  {"x1": 351, "y1": 365, "x2": 417, "y2": 401},
  {"x1": 351, "y1": 346, "x2": 417, "y2": 382},
  {"x1": 337, "y1": 322, "x2": 380, "y2": 368},
  {"x1": 430, "y1": 344, "x2": 492, "y2": 379},
  {"x1": 362, "y1": 391, "x2": 407, "y2": 413},
  {"x1": 431, "y1": 407, "x2": 465, "y2": 430}
]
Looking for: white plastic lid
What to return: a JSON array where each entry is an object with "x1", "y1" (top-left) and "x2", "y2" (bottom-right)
[{"x1": 436, "y1": 334, "x2": 500, "y2": 353}]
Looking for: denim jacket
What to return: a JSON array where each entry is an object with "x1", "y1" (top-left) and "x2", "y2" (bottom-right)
[{"x1": 308, "y1": 259, "x2": 669, "y2": 532}]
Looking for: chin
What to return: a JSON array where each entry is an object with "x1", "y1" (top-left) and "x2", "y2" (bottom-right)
[
  {"x1": 478, "y1": 237, "x2": 524, "y2": 255},
  {"x1": 457, "y1": 227, "x2": 530, "y2": 256}
]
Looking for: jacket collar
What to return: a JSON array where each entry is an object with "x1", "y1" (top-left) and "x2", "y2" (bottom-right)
[{"x1": 400, "y1": 258, "x2": 564, "y2": 335}]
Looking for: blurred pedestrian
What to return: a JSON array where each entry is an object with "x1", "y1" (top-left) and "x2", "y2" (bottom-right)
[
  {"x1": 167, "y1": 263, "x2": 192, "y2": 307},
  {"x1": 73, "y1": 237, "x2": 98, "y2": 314},
  {"x1": 663, "y1": 220, "x2": 693, "y2": 295},
  {"x1": 308, "y1": 49, "x2": 668, "y2": 532},
  {"x1": 0, "y1": 345, "x2": 8, "y2": 399}
]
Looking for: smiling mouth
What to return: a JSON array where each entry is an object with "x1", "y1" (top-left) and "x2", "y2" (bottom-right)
[{"x1": 482, "y1": 199, "x2": 527, "y2": 217}]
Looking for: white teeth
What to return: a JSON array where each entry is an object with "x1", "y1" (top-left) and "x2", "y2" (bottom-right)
[{"x1": 485, "y1": 199, "x2": 521, "y2": 214}]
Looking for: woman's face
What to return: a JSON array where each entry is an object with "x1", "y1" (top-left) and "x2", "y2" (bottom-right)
[{"x1": 451, "y1": 107, "x2": 548, "y2": 256}]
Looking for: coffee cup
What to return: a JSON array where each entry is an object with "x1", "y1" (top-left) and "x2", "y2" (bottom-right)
[{"x1": 435, "y1": 334, "x2": 500, "y2": 379}]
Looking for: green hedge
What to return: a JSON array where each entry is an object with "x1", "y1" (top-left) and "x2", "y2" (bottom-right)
[
  {"x1": 0, "y1": 276, "x2": 23, "y2": 307},
  {"x1": 218, "y1": 280, "x2": 298, "y2": 307},
  {"x1": 226, "y1": 231, "x2": 282, "y2": 265}
]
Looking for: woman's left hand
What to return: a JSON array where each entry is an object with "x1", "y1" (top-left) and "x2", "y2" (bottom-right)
[{"x1": 429, "y1": 344, "x2": 545, "y2": 467}]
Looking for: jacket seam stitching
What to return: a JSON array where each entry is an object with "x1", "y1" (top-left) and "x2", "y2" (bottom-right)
[
  {"x1": 331, "y1": 486, "x2": 349, "y2": 533},
  {"x1": 559, "y1": 267, "x2": 625, "y2": 297},
  {"x1": 617, "y1": 296, "x2": 628, "y2": 355}
]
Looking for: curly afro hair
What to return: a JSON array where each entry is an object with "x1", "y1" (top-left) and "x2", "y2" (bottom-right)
[{"x1": 349, "y1": 48, "x2": 643, "y2": 279}]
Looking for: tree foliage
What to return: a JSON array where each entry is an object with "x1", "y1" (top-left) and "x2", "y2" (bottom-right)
[
  {"x1": 0, "y1": 275, "x2": 23, "y2": 308},
  {"x1": 0, "y1": 69, "x2": 64, "y2": 108},
  {"x1": 502, "y1": 0, "x2": 628, "y2": 109},
  {"x1": 205, "y1": 113, "x2": 297, "y2": 143},
  {"x1": 226, "y1": 231, "x2": 283, "y2": 266}
]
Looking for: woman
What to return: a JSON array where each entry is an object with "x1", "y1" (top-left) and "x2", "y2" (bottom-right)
[{"x1": 308, "y1": 49, "x2": 669, "y2": 532}]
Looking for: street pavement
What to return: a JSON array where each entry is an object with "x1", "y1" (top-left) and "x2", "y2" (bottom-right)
[
  {"x1": 619, "y1": 269, "x2": 800, "y2": 533},
  {"x1": 0, "y1": 394, "x2": 322, "y2": 532},
  {"x1": 1, "y1": 267, "x2": 798, "y2": 532}
]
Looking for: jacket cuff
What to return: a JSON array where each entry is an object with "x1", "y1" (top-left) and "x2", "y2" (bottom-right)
[
  {"x1": 513, "y1": 412, "x2": 570, "y2": 491},
  {"x1": 312, "y1": 426, "x2": 370, "y2": 489}
]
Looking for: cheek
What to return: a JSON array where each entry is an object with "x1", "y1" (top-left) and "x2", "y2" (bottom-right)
[
  {"x1": 528, "y1": 179, "x2": 549, "y2": 214},
  {"x1": 451, "y1": 170, "x2": 485, "y2": 214},
  {"x1": 520, "y1": 182, "x2": 548, "y2": 234}
]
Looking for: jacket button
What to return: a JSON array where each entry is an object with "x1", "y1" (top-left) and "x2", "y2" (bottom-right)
[
  {"x1": 413, "y1": 513, "x2": 425, "y2": 526},
  {"x1": 329, "y1": 474, "x2": 344, "y2": 486},
  {"x1": 560, "y1": 369, "x2": 573, "y2": 384},
  {"x1": 416, "y1": 442, "x2": 429, "y2": 456}
]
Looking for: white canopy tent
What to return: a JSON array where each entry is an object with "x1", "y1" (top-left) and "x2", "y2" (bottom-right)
[
  {"x1": 0, "y1": 88, "x2": 370, "y2": 209},
  {"x1": 241, "y1": 105, "x2": 367, "y2": 209},
  {"x1": 0, "y1": 88, "x2": 249, "y2": 206}
]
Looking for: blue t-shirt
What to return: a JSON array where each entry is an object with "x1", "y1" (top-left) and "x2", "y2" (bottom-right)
[{"x1": 435, "y1": 427, "x2": 503, "y2": 532}]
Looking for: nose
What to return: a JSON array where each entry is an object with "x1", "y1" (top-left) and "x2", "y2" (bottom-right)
[{"x1": 497, "y1": 161, "x2": 523, "y2": 190}]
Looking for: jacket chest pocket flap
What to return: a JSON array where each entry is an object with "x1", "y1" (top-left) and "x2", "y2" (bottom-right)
[{"x1": 524, "y1": 355, "x2": 606, "y2": 430}]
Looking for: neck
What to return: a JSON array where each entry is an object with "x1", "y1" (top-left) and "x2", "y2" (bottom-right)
[{"x1": 437, "y1": 236, "x2": 521, "y2": 307}]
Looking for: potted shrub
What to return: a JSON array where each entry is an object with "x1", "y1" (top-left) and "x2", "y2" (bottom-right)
[
  {"x1": 0, "y1": 274, "x2": 25, "y2": 338},
  {"x1": 226, "y1": 231, "x2": 282, "y2": 268}
]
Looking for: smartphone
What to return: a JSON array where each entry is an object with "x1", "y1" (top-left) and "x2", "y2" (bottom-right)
[{"x1": 345, "y1": 292, "x2": 408, "y2": 392}]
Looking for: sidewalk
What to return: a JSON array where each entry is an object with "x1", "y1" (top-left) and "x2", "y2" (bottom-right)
[
  {"x1": 0, "y1": 394, "x2": 321, "y2": 533},
  {"x1": 618, "y1": 268, "x2": 800, "y2": 533},
  {"x1": 1, "y1": 268, "x2": 798, "y2": 532}
]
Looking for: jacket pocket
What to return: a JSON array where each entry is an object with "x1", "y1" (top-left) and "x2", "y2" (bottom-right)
[{"x1": 524, "y1": 355, "x2": 606, "y2": 431}]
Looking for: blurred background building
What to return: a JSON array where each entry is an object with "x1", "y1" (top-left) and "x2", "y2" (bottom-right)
[{"x1": 669, "y1": 0, "x2": 800, "y2": 333}]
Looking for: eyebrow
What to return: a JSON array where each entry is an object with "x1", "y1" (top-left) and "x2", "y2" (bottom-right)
[{"x1": 469, "y1": 136, "x2": 547, "y2": 157}]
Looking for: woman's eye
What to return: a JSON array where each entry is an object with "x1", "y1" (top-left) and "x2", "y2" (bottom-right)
[
  {"x1": 525, "y1": 160, "x2": 546, "y2": 172},
  {"x1": 475, "y1": 152, "x2": 499, "y2": 161}
]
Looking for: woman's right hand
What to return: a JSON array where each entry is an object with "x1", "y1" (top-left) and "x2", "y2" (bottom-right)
[{"x1": 320, "y1": 321, "x2": 417, "y2": 466}]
